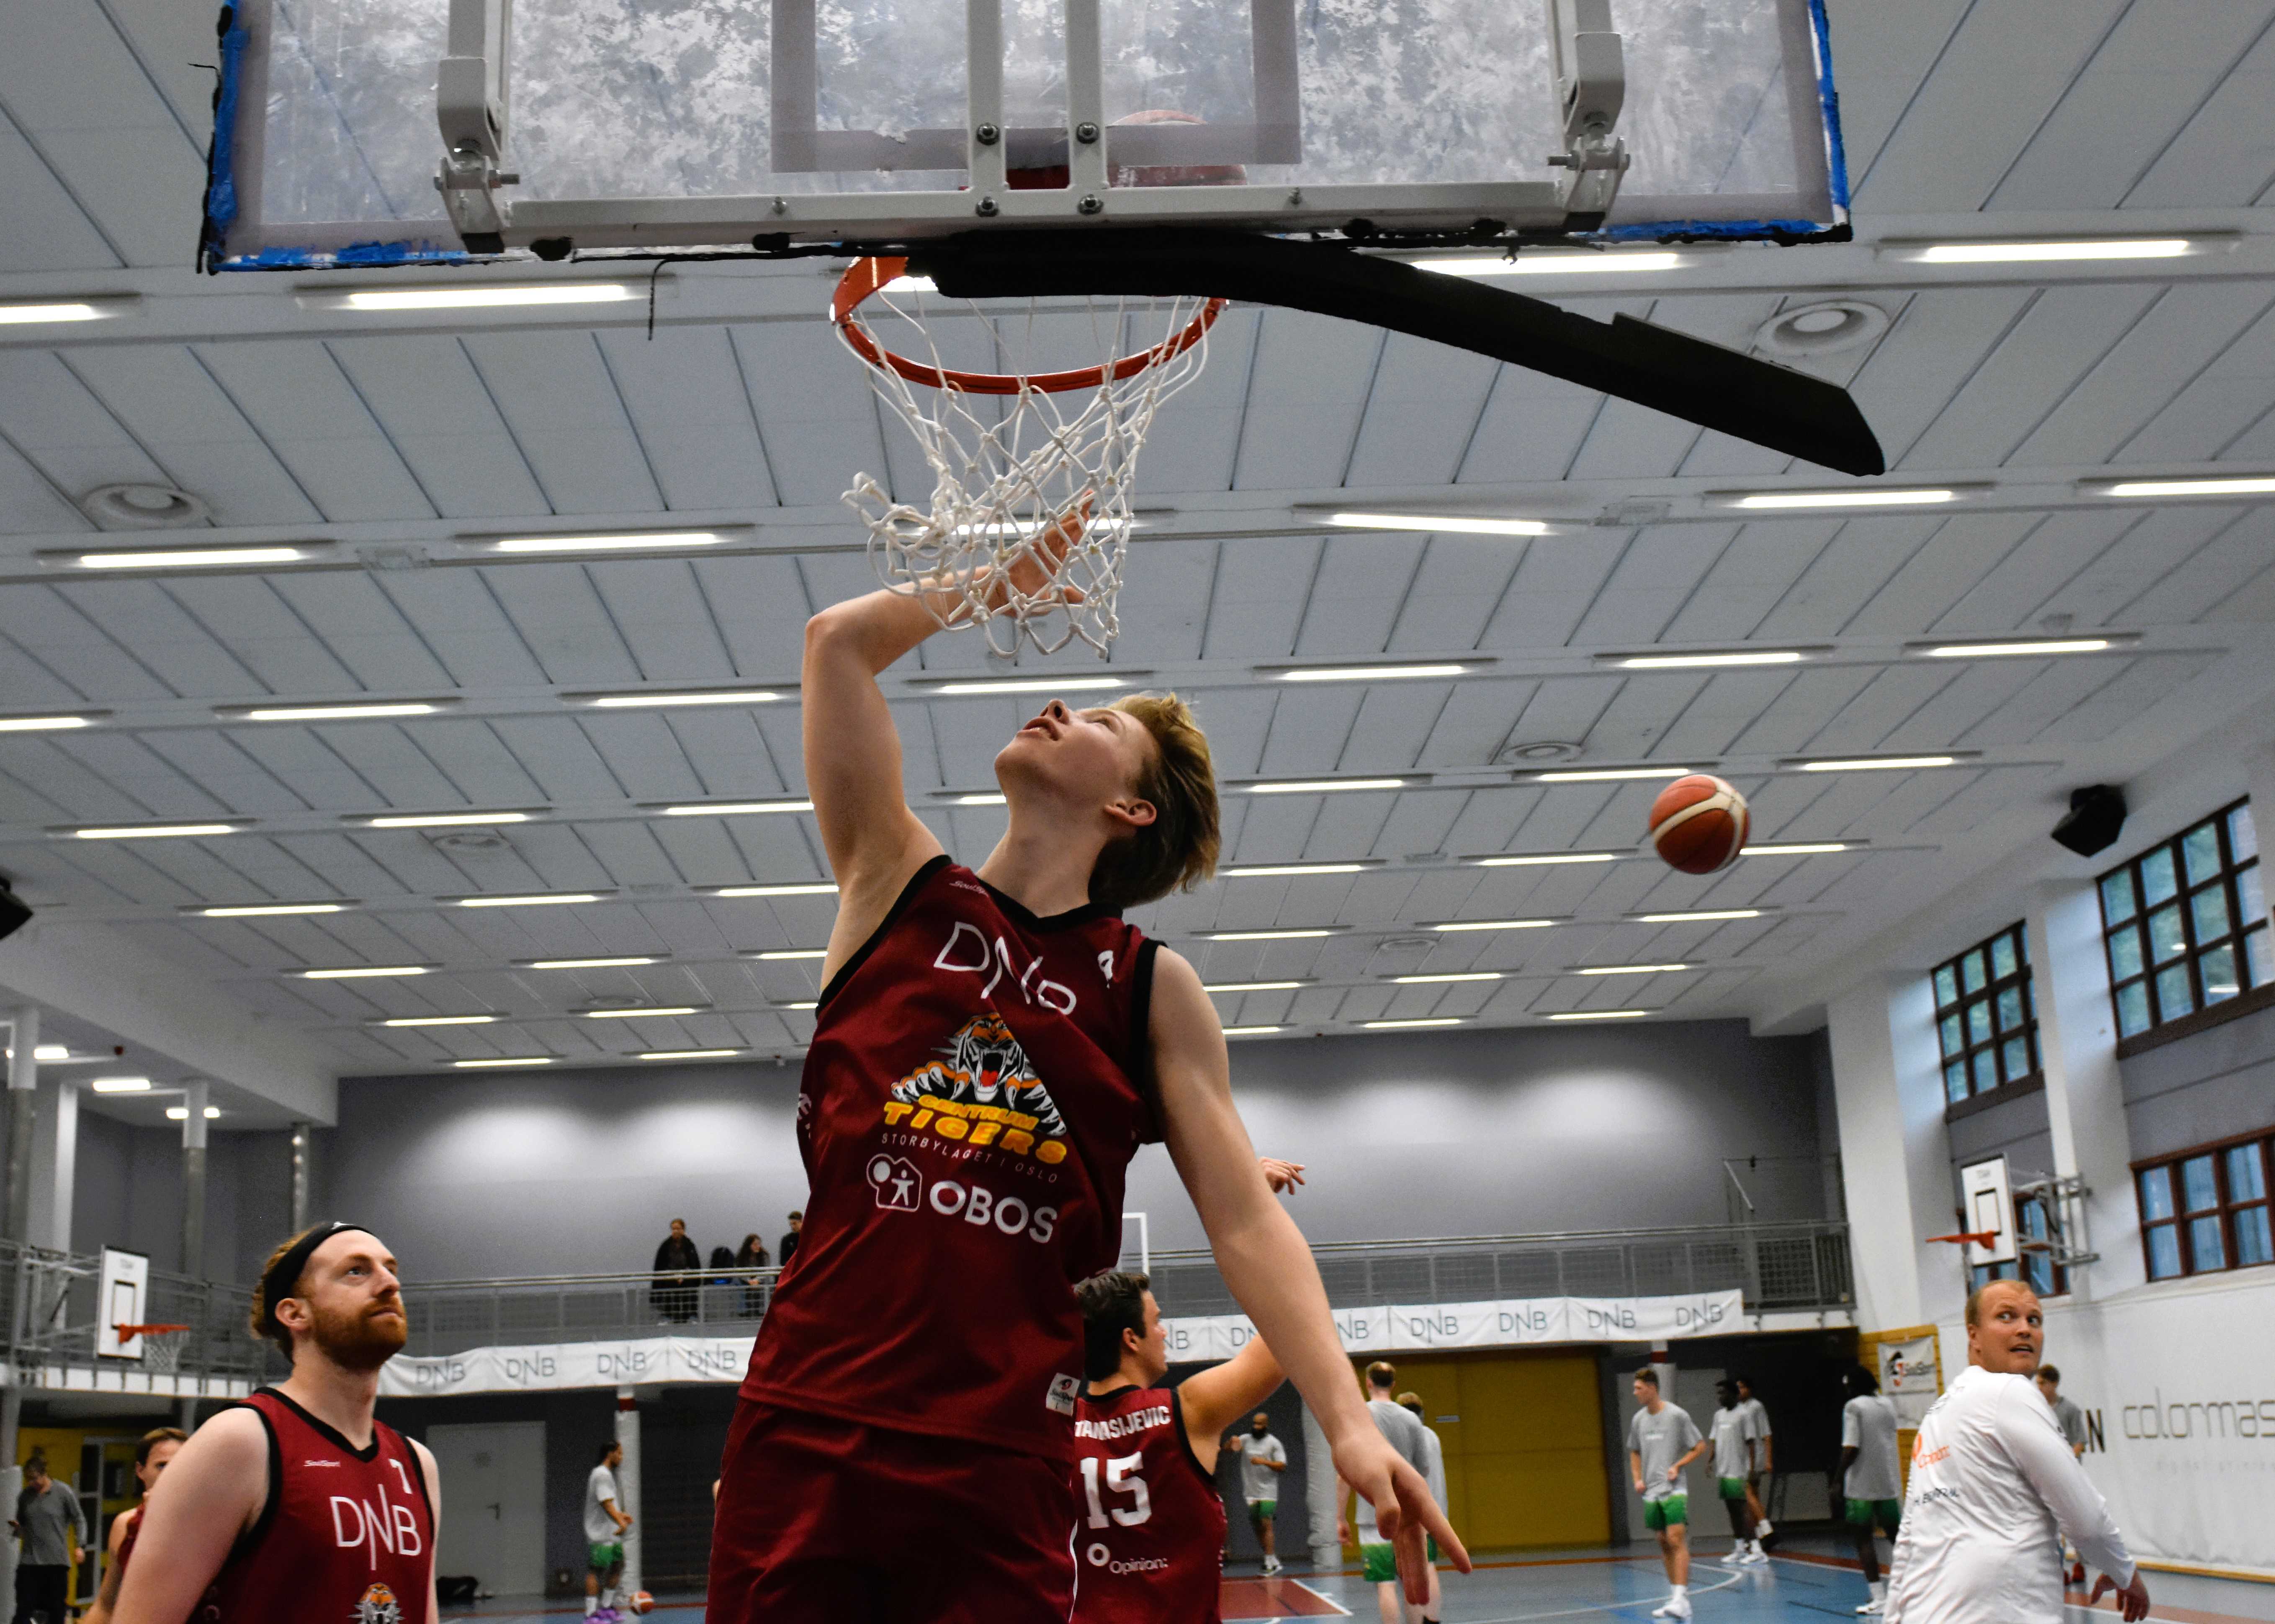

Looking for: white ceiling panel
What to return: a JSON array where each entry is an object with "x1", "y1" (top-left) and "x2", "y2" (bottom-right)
[
  {"x1": 56, "y1": 347, "x2": 322, "y2": 525},
  {"x1": 592, "y1": 327, "x2": 780, "y2": 512},
  {"x1": 193, "y1": 342, "x2": 438, "y2": 522},
  {"x1": 1341, "y1": 338, "x2": 1502, "y2": 489},
  {"x1": 324, "y1": 337, "x2": 554, "y2": 520},
  {"x1": 458, "y1": 332, "x2": 667, "y2": 515},
  {"x1": 1230, "y1": 311, "x2": 1383, "y2": 492}
]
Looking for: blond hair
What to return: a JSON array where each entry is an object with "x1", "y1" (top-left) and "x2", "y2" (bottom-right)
[{"x1": 1091, "y1": 693, "x2": 1220, "y2": 910}]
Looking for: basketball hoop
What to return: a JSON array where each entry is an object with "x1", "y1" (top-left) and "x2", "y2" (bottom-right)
[
  {"x1": 1925, "y1": 1232, "x2": 2001, "y2": 1249},
  {"x1": 833, "y1": 256, "x2": 1225, "y2": 658},
  {"x1": 116, "y1": 1323, "x2": 191, "y2": 1375}
]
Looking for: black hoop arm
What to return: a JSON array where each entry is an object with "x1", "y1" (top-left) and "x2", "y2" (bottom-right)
[{"x1": 907, "y1": 229, "x2": 1886, "y2": 478}]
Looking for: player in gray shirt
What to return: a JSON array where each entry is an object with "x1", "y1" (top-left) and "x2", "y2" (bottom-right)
[
  {"x1": 12, "y1": 1454, "x2": 86, "y2": 1624},
  {"x1": 2036, "y1": 1364, "x2": 2090, "y2": 1585},
  {"x1": 1841, "y1": 1366, "x2": 1903, "y2": 1614},
  {"x1": 1627, "y1": 1369, "x2": 1709, "y2": 1620},
  {"x1": 1227, "y1": 1413, "x2": 1290, "y2": 1575},
  {"x1": 1336, "y1": 1362, "x2": 1438, "y2": 1624}
]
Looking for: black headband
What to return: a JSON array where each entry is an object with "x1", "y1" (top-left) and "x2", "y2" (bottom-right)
[{"x1": 257, "y1": 1222, "x2": 373, "y2": 1339}]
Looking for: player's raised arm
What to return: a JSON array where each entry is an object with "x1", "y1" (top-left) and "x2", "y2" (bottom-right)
[{"x1": 1148, "y1": 948, "x2": 1468, "y2": 1604}]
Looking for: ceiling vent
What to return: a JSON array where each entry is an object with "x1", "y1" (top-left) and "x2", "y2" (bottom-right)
[
  {"x1": 1755, "y1": 300, "x2": 1889, "y2": 357},
  {"x1": 81, "y1": 483, "x2": 210, "y2": 530},
  {"x1": 1498, "y1": 740, "x2": 1585, "y2": 763}
]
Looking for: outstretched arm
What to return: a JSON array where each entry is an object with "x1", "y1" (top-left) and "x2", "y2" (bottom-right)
[
  {"x1": 1179, "y1": 1335, "x2": 1286, "y2": 1475},
  {"x1": 1151, "y1": 948, "x2": 1466, "y2": 1604}
]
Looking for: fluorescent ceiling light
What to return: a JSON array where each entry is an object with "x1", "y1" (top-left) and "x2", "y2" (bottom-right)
[
  {"x1": 1794, "y1": 756, "x2": 1957, "y2": 772},
  {"x1": 710, "y1": 883, "x2": 838, "y2": 897},
  {"x1": 1247, "y1": 780, "x2": 1404, "y2": 795},
  {"x1": 923, "y1": 676, "x2": 1129, "y2": 696},
  {"x1": 640, "y1": 1048, "x2": 744, "y2": 1060},
  {"x1": 0, "y1": 714, "x2": 100, "y2": 732},
  {"x1": 657, "y1": 800, "x2": 812, "y2": 816},
  {"x1": 1364, "y1": 1017, "x2": 1466, "y2": 1029},
  {"x1": 1205, "y1": 928, "x2": 1340, "y2": 941},
  {"x1": 1571, "y1": 964, "x2": 1688, "y2": 976},
  {"x1": 1204, "y1": 980, "x2": 1308, "y2": 992},
  {"x1": 584, "y1": 688, "x2": 781, "y2": 707},
  {"x1": 1742, "y1": 842, "x2": 1850, "y2": 856},
  {"x1": 74, "y1": 546, "x2": 317, "y2": 569},
  {"x1": 363, "y1": 811, "x2": 532, "y2": 828},
  {"x1": 456, "y1": 892, "x2": 608, "y2": 907},
  {"x1": 882, "y1": 275, "x2": 938, "y2": 295},
  {"x1": 1429, "y1": 918, "x2": 1557, "y2": 932},
  {"x1": 780, "y1": 1000, "x2": 819, "y2": 1010},
  {"x1": 1722, "y1": 488, "x2": 1961, "y2": 510},
  {"x1": 234, "y1": 702, "x2": 447, "y2": 721},
  {"x1": 71, "y1": 823, "x2": 239, "y2": 840},
  {"x1": 0, "y1": 298, "x2": 136, "y2": 325},
  {"x1": 333, "y1": 283, "x2": 641, "y2": 311},
  {"x1": 1547, "y1": 1008, "x2": 1651, "y2": 1020},
  {"x1": 1475, "y1": 852, "x2": 1619, "y2": 867},
  {"x1": 33, "y1": 1046, "x2": 69, "y2": 1062},
  {"x1": 1222, "y1": 1025, "x2": 1283, "y2": 1036},
  {"x1": 1615, "y1": 650, "x2": 1806, "y2": 669},
  {"x1": 2097, "y1": 476, "x2": 2275, "y2": 499},
  {"x1": 1896, "y1": 238, "x2": 2193, "y2": 264},
  {"x1": 1533, "y1": 767, "x2": 1691, "y2": 783},
  {"x1": 455, "y1": 1056, "x2": 554, "y2": 1067},
  {"x1": 1323, "y1": 512, "x2": 1552, "y2": 537},
  {"x1": 91, "y1": 1077, "x2": 152, "y2": 1093},
  {"x1": 753, "y1": 949, "x2": 827, "y2": 961},
  {"x1": 167, "y1": 1106, "x2": 223, "y2": 1120},
  {"x1": 1391, "y1": 971, "x2": 1503, "y2": 984},
  {"x1": 195, "y1": 902, "x2": 350, "y2": 917},
  {"x1": 1413, "y1": 252, "x2": 1682, "y2": 276},
  {"x1": 584, "y1": 1005, "x2": 703, "y2": 1019},
  {"x1": 377, "y1": 1015, "x2": 499, "y2": 1028},
  {"x1": 1223, "y1": 863, "x2": 1371, "y2": 876},
  {"x1": 1632, "y1": 909, "x2": 1762, "y2": 922},
  {"x1": 486, "y1": 531, "x2": 731, "y2": 555},
  {"x1": 525, "y1": 956, "x2": 660, "y2": 969},
  {"x1": 300, "y1": 965, "x2": 430, "y2": 979},
  {"x1": 1277, "y1": 663, "x2": 1469, "y2": 682},
  {"x1": 1916, "y1": 639, "x2": 2117, "y2": 658},
  {"x1": 948, "y1": 793, "x2": 1008, "y2": 806}
]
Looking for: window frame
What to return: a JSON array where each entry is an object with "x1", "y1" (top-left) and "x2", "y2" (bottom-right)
[
  {"x1": 2097, "y1": 799, "x2": 2268, "y2": 1046},
  {"x1": 1931, "y1": 922, "x2": 2040, "y2": 1113},
  {"x1": 2132, "y1": 1127, "x2": 2275, "y2": 1282}
]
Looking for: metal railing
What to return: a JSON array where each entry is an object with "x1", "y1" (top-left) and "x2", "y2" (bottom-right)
[
  {"x1": 393, "y1": 1219, "x2": 1852, "y2": 1359},
  {"x1": 0, "y1": 1239, "x2": 269, "y2": 1387}
]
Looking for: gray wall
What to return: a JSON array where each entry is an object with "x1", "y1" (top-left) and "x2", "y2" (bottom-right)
[
  {"x1": 68, "y1": 1113, "x2": 296, "y2": 1282},
  {"x1": 2119, "y1": 998, "x2": 2275, "y2": 1162},
  {"x1": 324, "y1": 1019, "x2": 1830, "y2": 1281}
]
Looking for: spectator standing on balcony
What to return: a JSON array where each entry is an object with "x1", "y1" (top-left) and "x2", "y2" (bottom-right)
[
  {"x1": 736, "y1": 1233, "x2": 772, "y2": 1317},
  {"x1": 776, "y1": 1210, "x2": 803, "y2": 1268},
  {"x1": 111, "y1": 1222, "x2": 438, "y2": 1624},
  {"x1": 1735, "y1": 1374, "x2": 1774, "y2": 1548},
  {"x1": 11, "y1": 1451, "x2": 84, "y2": 1624},
  {"x1": 79, "y1": 1428, "x2": 185, "y2": 1624},
  {"x1": 651, "y1": 1218, "x2": 702, "y2": 1323}
]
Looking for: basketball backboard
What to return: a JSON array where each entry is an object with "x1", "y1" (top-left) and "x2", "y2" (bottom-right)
[
  {"x1": 1958, "y1": 1156, "x2": 2020, "y2": 1269},
  {"x1": 204, "y1": 0, "x2": 1850, "y2": 267}
]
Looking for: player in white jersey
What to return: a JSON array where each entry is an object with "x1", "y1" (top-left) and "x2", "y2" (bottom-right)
[
  {"x1": 584, "y1": 1440, "x2": 634, "y2": 1621},
  {"x1": 1627, "y1": 1369, "x2": 1709, "y2": 1620},
  {"x1": 1839, "y1": 1366, "x2": 1902, "y2": 1614},
  {"x1": 1226, "y1": 1413, "x2": 1289, "y2": 1575},
  {"x1": 1885, "y1": 1282, "x2": 2148, "y2": 1624},
  {"x1": 1707, "y1": 1382, "x2": 1762, "y2": 1566},
  {"x1": 1336, "y1": 1363, "x2": 1443, "y2": 1624}
]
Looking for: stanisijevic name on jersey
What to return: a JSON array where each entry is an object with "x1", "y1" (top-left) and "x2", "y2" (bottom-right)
[
  {"x1": 1071, "y1": 1384, "x2": 1228, "y2": 1624},
  {"x1": 742, "y1": 857, "x2": 1162, "y2": 1464}
]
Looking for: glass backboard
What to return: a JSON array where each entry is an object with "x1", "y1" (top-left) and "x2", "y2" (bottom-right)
[{"x1": 206, "y1": 0, "x2": 1849, "y2": 267}]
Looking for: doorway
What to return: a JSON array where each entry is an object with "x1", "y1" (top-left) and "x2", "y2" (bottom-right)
[{"x1": 427, "y1": 1421, "x2": 548, "y2": 1595}]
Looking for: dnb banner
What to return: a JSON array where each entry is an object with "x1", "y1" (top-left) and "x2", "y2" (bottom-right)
[{"x1": 378, "y1": 1290, "x2": 1746, "y2": 1398}]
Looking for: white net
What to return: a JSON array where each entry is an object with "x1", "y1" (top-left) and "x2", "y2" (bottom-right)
[
  {"x1": 124, "y1": 1326, "x2": 188, "y2": 1374},
  {"x1": 839, "y1": 270, "x2": 1221, "y2": 658}
]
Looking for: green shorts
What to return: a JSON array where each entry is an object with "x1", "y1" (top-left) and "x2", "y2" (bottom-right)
[
  {"x1": 588, "y1": 1541, "x2": 624, "y2": 1573},
  {"x1": 1427, "y1": 1536, "x2": 1440, "y2": 1563},
  {"x1": 1362, "y1": 1542, "x2": 1397, "y2": 1583},
  {"x1": 1643, "y1": 1495, "x2": 1688, "y2": 1531},
  {"x1": 1718, "y1": 1477, "x2": 1749, "y2": 1500},
  {"x1": 1845, "y1": 1498, "x2": 1901, "y2": 1534},
  {"x1": 1248, "y1": 1499, "x2": 1276, "y2": 1520}
]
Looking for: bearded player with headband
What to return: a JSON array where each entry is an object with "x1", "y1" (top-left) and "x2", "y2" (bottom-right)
[
  {"x1": 710, "y1": 520, "x2": 1467, "y2": 1620},
  {"x1": 112, "y1": 1223, "x2": 438, "y2": 1624}
]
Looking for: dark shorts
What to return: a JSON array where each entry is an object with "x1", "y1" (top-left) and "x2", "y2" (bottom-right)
[{"x1": 708, "y1": 1398, "x2": 1075, "y2": 1624}]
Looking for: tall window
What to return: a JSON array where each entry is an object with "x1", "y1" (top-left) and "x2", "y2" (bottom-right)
[
  {"x1": 2098, "y1": 800, "x2": 2270, "y2": 1040},
  {"x1": 2136, "y1": 1131, "x2": 2274, "y2": 1280},
  {"x1": 1933, "y1": 923, "x2": 2038, "y2": 1106}
]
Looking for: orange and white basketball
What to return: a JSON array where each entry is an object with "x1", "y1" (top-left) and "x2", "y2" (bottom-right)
[
  {"x1": 627, "y1": 1592, "x2": 655, "y2": 1616},
  {"x1": 1647, "y1": 774, "x2": 1750, "y2": 875}
]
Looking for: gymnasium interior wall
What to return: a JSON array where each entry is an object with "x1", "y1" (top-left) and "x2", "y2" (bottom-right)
[
  {"x1": 301, "y1": 1018, "x2": 1834, "y2": 1281},
  {"x1": 2116, "y1": 995, "x2": 2275, "y2": 1161}
]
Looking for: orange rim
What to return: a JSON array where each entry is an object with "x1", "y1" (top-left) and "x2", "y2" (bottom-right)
[{"x1": 833, "y1": 256, "x2": 1225, "y2": 397}]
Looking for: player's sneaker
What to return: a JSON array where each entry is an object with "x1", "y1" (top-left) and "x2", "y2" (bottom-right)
[
  {"x1": 1653, "y1": 1598, "x2": 1692, "y2": 1619},
  {"x1": 1742, "y1": 1546, "x2": 1769, "y2": 1565},
  {"x1": 1856, "y1": 1600, "x2": 1884, "y2": 1615},
  {"x1": 1263, "y1": 1555, "x2": 1282, "y2": 1575},
  {"x1": 1720, "y1": 1548, "x2": 1749, "y2": 1565}
]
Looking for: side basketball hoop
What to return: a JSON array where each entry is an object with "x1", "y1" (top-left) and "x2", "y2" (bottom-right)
[
  {"x1": 116, "y1": 1323, "x2": 192, "y2": 1375},
  {"x1": 832, "y1": 256, "x2": 1225, "y2": 658}
]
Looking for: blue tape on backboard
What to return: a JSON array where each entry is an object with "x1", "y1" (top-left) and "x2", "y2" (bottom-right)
[
  {"x1": 1809, "y1": 0, "x2": 1852, "y2": 213},
  {"x1": 220, "y1": 242, "x2": 473, "y2": 272},
  {"x1": 200, "y1": 4, "x2": 249, "y2": 260}
]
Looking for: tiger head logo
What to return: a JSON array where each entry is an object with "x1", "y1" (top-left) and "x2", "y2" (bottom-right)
[
  {"x1": 353, "y1": 1584, "x2": 402, "y2": 1624},
  {"x1": 891, "y1": 1010, "x2": 1066, "y2": 1138}
]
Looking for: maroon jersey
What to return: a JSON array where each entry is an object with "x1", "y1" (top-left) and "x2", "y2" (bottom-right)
[
  {"x1": 203, "y1": 1389, "x2": 433, "y2": 1624},
  {"x1": 1071, "y1": 1385, "x2": 1225, "y2": 1624},
  {"x1": 743, "y1": 857, "x2": 1161, "y2": 1462}
]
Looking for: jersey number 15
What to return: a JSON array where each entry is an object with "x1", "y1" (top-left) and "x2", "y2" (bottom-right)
[{"x1": 1078, "y1": 1454, "x2": 1152, "y2": 1529}]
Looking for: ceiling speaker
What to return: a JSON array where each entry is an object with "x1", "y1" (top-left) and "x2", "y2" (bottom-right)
[{"x1": 2051, "y1": 785, "x2": 2127, "y2": 858}]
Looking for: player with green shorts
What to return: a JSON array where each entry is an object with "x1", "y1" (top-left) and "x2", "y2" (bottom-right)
[
  {"x1": 1339, "y1": 1362, "x2": 1435, "y2": 1621},
  {"x1": 1840, "y1": 1366, "x2": 1902, "y2": 1615},
  {"x1": 584, "y1": 1440, "x2": 634, "y2": 1622},
  {"x1": 1709, "y1": 1381, "x2": 1763, "y2": 1564},
  {"x1": 1628, "y1": 1368, "x2": 1709, "y2": 1619}
]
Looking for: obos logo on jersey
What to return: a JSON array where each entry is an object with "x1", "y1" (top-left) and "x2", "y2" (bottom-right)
[{"x1": 353, "y1": 1583, "x2": 402, "y2": 1624}]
